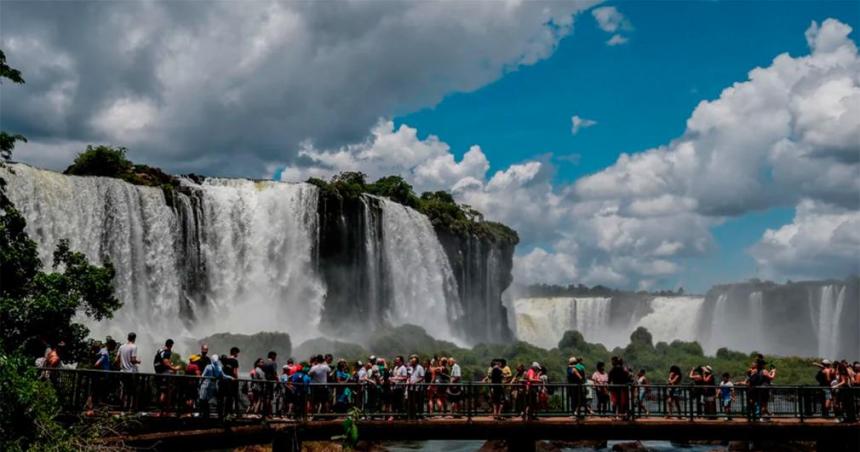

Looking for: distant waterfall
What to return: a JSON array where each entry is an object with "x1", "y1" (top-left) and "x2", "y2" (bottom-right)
[
  {"x1": 816, "y1": 285, "x2": 846, "y2": 358},
  {"x1": 377, "y1": 197, "x2": 461, "y2": 339},
  {"x1": 633, "y1": 296, "x2": 705, "y2": 344},
  {"x1": 512, "y1": 297, "x2": 613, "y2": 349}
]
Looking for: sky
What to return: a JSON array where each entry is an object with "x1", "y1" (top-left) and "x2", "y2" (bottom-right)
[{"x1": 1, "y1": 0, "x2": 858, "y2": 292}]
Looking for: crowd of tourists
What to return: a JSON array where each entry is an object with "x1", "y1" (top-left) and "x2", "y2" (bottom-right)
[{"x1": 37, "y1": 333, "x2": 858, "y2": 423}]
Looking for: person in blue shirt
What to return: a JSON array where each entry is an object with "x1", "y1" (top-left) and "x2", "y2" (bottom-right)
[{"x1": 288, "y1": 363, "x2": 312, "y2": 418}]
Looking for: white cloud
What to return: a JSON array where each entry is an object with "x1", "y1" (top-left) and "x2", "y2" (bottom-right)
[
  {"x1": 571, "y1": 115, "x2": 598, "y2": 134},
  {"x1": 607, "y1": 34, "x2": 628, "y2": 46},
  {"x1": 279, "y1": 120, "x2": 490, "y2": 193},
  {"x1": 592, "y1": 6, "x2": 632, "y2": 45},
  {"x1": 591, "y1": 6, "x2": 630, "y2": 33},
  {"x1": 1, "y1": 0, "x2": 598, "y2": 175},
  {"x1": 751, "y1": 199, "x2": 860, "y2": 280}
]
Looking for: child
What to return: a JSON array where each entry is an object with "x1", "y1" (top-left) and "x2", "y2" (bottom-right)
[{"x1": 719, "y1": 372, "x2": 735, "y2": 420}]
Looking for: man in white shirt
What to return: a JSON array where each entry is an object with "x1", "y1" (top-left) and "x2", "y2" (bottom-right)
[
  {"x1": 408, "y1": 355, "x2": 425, "y2": 384},
  {"x1": 407, "y1": 355, "x2": 425, "y2": 419},
  {"x1": 450, "y1": 357, "x2": 462, "y2": 381},
  {"x1": 116, "y1": 332, "x2": 141, "y2": 409},
  {"x1": 117, "y1": 332, "x2": 140, "y2": 372},
  {"x1": 308, "y1": 355, "x2": 332, "y2": 413}
]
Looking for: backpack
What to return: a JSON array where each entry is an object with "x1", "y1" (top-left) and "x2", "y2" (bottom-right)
[
  {"x1": 153, "y1": 349, "x2": 169, "y2": 373},
  {"x1": 815, "y1": 369, "x2": 828, "y2": 387}
]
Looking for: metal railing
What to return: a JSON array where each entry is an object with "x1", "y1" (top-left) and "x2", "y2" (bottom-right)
[{"x1": 43, "y1": 368, "x2": 859, "y2": 422}]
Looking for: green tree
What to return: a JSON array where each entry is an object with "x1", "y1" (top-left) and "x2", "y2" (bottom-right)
[{"x1": 64, "y1": 145, "x2": 133, "y2": 178}]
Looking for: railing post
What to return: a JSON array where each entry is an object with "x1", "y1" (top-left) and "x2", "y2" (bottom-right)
[
  {"x1": 688, "y1": 386, "x2": 694, "y2": 422},
  {"x1": 797, "y1": 386, "x2": 804, "y2": 422}
]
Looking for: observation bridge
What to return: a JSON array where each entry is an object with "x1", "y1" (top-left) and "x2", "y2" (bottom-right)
[{"x1": 48, "y1": 369, "x2": 859, "y2": 451}]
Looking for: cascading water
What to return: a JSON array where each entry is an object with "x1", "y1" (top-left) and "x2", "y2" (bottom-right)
[
  {"x1": 191, "y1": 178, "x2": 324, "y2": 340},
  {"x1": 512, "y1": 297, "x2": 612, "y2": 349},
  {"x1": 376, "y1": 197, "x2": 461, "y2": 340},
  {"x1": 816, "y1": 285, "x2": 846, "y2": 358},
  {"x1": 633, "y1": 296, "x2": 705, "y2": 344},
  {"x1": 4, "y1": 165, "x2": 324, "y2": 349},
  {"x1": 748, "y1": 291, "x2": 764, "y2": 346},
  {"x1": 4, "y1": 163, "x2": 517, "y2": 350},
  {"x1": 5, "y1": 165, "x2": 187, "y2": 348}
]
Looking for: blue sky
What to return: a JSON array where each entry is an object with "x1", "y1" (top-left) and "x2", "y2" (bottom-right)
[{"x1": 393, "y1": 1, "x2": 859, "y2": 291}]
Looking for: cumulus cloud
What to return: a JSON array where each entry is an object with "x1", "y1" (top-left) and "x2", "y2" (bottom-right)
[
  {"x1": 592, "y1": 6, "x2": 632, "y2": 45},
  {"x1": 751, "y1": 199, "x2": 860, "y2": 280},
  {"x1": 0, "y1": 0, "x2": 596, "y2": 175},
  {"x1": 571, "y1": 115, "x2": 598, "y2": 134},
  {"x1": 281, "y1": 19, "x2": 859, "y2": 288}
]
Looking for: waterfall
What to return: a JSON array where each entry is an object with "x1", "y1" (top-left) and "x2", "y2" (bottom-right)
[
  {"x1": 191, "y1": 178, "x2": 324, "y2": 340},
  {"x1": 512, "y1": 297, "x2": 612, "y2": 349},
  {"x1": 573, "y1": 298, "x2": 612, "y2": 344},
  {"x1": 748, "y1": 291, "x2": 764, "y2": 346},
  {"x1": 633, "y1": 296, "x2": 705, "y2": 344},
  {"x1": 816, "y1": 285, "x2": 846, "y2": 358},
  {"x1": 376, "y1": 197, "x2": 461, "y2": 340},
  {"x1": 4, "y1": 165, "x2": 186, "y2": 347},
  {"x1": 3, "y1": 165, "x2": 324, "y2": 349}
]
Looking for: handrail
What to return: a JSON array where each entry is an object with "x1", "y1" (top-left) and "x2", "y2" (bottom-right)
[{"x1": 38, "y1": 367, "x2": 859, "y2": 423}]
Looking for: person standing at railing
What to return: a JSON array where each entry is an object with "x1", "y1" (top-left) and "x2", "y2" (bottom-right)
[
  {"x1": 220, "y1": 347, "x2": 240, "y2": 417},
  {"x1": 407, "y1": 355, "x2": 425, "y2": 419},
  {"x1": 689, "y1": 366, "x2": 705, "y2": 416},
  {"x1": 115, "y1": 332, "x2": 140, "y2": 410},
  {"x1": 154, "y1": 339, "x2": 181, "y2": 415},
  {"x1": 608, "y1": 357, "x2": 631, "y2": 420},
  {"x1": 833, "y1": 361, "x2": 856, "y2": 423},
  {"x1": 199, "y1": 355, "x2": 231, "y2": 418},
  {"x1": 566, "y1": 357, "x2": 584, "y2": 420},
  {"x1": 702, "y1": 366, "x2": 717, "y2": 417},
  {"x1": 747, "y1": 358, "x2": 773, "y2": 421},
  {"x1": 813, "y1": 360, "x2": 835, "y2": 417},
  {"x1": 288, "y1": 362, "x2": 312, "y2": 418},
  {"x1": 666, "y1": 365, "x2": 682, "y2": 419},
  {"x1": 719, "y1": 372, "x2": 735, "y2": 421},
  {"x1": 309, "y1": 354, "x2": 332, "y2": 415},
  {"x1": 334, "y1": 359, "x2": 353, "y2": 413},
  {"x1": 523, "y1": 362, "x2": 542, "y2": 421},
  {"x1": 391, "y1": 356, "x2": 408, "y2": 418},
  {"x1": 484, "y1": 360, "x2": 505, "y2": 420},
  {"x1": 635, "y1": 369, "x2": 651, "y2": 416},
  {"x1": 447, "y1": 357, "x2": 463, "y2": 416},
  {"x1": 592, "y1": 362, "x2": 610, "y2": 415}
]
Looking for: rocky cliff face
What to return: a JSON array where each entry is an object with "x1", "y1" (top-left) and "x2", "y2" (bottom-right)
[
  {"x1": 436, "y1": 230, "x2": 516, "y2": 344},
  {"x1": 315, "y1": 188, "x2": 517, "y2": 344}
]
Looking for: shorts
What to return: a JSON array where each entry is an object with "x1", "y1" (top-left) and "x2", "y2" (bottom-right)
[
  {"x1": 668, "y1": 387, "x2": 680, "y2": 398},
  {"x1": 823, "y1": 389, "x2": 832, "y2": 401},
  {"x1": 722, "y1": 398, "x2": 732, "y2": 408}
]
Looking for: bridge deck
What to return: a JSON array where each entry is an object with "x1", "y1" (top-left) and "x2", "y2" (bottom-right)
[{"x1": 111, "y1": 416, "x2": 859, "y2": 451}]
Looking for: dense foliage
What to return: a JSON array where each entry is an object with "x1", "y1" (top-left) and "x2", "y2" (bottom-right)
[
  {"x1": 205, "y1": 324, "x2": 821, "y2": 385},
  {"x1": 309, "y1": 172, "x2": 519, "y2": 244}
]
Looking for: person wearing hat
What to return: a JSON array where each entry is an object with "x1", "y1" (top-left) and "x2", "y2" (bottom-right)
[
  {"x1": 813, "y1": 359, "x2": 835, "y2": 416},
  {"x1": 523, "y1": 362, "x2": 542, "y2": 421}
]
